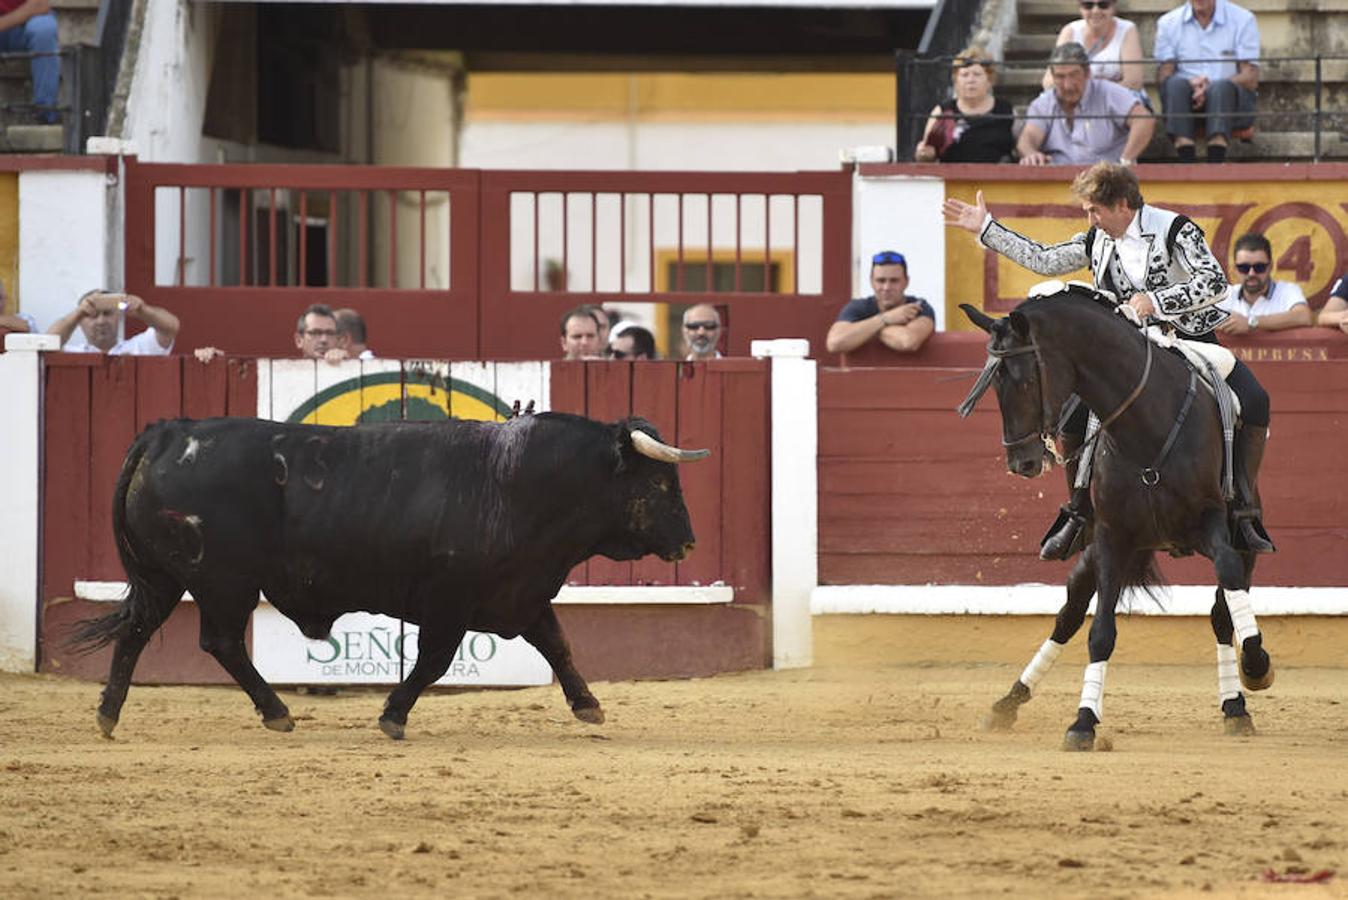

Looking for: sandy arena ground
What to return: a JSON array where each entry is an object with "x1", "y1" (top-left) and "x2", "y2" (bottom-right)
[{"x1": 3, "y1": 617, "x2": 1348, "y2": 899}]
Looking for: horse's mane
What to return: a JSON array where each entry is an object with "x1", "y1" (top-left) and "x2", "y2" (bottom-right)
[{"x1": 1012, "y1": 285, "x2": 1123, "y2": 320}]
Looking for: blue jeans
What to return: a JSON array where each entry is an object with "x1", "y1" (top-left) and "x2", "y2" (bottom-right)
[
  {"x1": 1161, "y1": 73, "x2": 1256, "y2": 140},
  {"x1": 0, "y1": 13, "x2": 59, "y2": 123}
]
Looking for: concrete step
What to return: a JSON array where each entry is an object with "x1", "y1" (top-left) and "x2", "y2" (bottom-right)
[
  {"x1": 1004, "y1": 34, "x2": 1058, "y2": 60},
  {"x1": 3, "y1": 124, "x2": 62, "y2": 152}
]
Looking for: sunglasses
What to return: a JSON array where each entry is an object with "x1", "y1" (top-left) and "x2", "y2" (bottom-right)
[
  {"x1": 611, "y1": 349, "x2": 630, "y2": 359},
  {"x1": 1079, "y1": 1, "x2": 1113, "y2": 8},
  {"x1": 1235, "y1": 262, "x2": 1269, "y2": 274},
  {"x1": 684, "y1": 321, "x2": 719, "y2": 332},
  {"x1": 871, "y1": 250, "x2": 907, "y2": 267}
]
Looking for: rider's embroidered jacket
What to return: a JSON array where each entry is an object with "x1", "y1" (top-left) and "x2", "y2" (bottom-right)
[{"x1": 978, "y1": 204, "x2": 1231, "y2": 336}]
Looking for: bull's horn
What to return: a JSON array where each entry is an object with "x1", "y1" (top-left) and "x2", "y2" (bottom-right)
[{"x1": 630, "y1": 430, "x2": 709, "y2": 463}]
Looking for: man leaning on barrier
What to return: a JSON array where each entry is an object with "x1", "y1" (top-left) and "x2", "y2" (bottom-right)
[{"x1": 1154, "y1": 0, "x2": 1261, "y2": 163}]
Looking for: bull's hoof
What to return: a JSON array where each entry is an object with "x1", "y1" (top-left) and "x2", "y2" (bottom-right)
[
  {"x1": 1062, "y1": 729, "x2": 1095, "y2": 752},
  {"x1": 572, "y1": 704, "x2": 605, "y2": 725},
  {"x1": 1223, "y1": 714, "x2": 1256, "y2": 737},
  {"x1": 96, "y1": 712, "x2": 118, "y2": 739},
  {"x1": 263, "y1": 714, "x2": 295, "y2": 733},
  {"x1": 981, "y1": 706, "x2": 1018, "y2": 732},
  {"x1": 378, "y1": 717, "x2": 406, "y2": 741}
]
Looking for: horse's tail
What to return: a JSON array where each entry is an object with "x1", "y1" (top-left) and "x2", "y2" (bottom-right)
[
  {"x1": 67, "y1": 424, "x2": 179, "y2": 654},
  {"x1": 1120, "y1": 549, "x2": 1168, "y2": 610}
]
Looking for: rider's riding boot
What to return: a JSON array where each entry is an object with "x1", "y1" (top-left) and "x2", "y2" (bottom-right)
[
  {"x1": 1040, "y1": 433, "x2": 1092, "y2": 561},
  {"x1": 1231, "y1": 425, "x2": 1275, "y2": 553}
]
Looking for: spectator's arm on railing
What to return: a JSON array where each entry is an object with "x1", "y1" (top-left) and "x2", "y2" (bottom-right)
[
  {"x1": 1317, "y1": 296, "x2": 1348, "y2": 335},
  {"x1": 0, "y1": 0, "x2": 51, "y2": 35},
  {"x1": 1016, "y1": 123, "x2": 1050, "y2": 167},
  {"x1": 1121, "y1": 102, "x2": 1155, "y2": 165}
]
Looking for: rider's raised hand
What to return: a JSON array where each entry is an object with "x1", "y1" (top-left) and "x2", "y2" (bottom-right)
[{"x1": 942, "y1": 190, "x2": 988, "y2": 234}]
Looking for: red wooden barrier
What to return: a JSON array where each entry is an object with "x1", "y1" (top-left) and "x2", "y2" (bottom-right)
[
  {"x1": 818, "y1": 360, "x2": 1348, "y2": 587},
  {"x1": 40, "y1": 356, "x2": 772, "y2": 683}
]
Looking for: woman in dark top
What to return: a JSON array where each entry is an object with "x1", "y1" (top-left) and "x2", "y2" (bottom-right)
[{"x1": 915, "y1": 47, "x2": 1016, "y2": 164}]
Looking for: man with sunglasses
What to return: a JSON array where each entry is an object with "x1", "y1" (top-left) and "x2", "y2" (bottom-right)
[
  {"x1": 681, "y1": 304, "x2": 723, "y2": 361},
  {"x1": 609, "y1": 324, "x2": 657, "y2": 360},
  {"x1": 1216, "y1": 233, "x2": 1311, "y2": 334},
  {"x1": 825, "y1": 250, "x2": 935, "y2": 355}
]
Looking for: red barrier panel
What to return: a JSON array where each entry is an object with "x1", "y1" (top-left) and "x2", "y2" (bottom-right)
[{"x1": 818, "y1": 360, "x2": 1348, "y2": 587}]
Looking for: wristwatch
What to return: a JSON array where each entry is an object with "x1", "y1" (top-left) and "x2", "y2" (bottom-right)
[{"x1": 1248, "y1": 313, "x2": 1259, "y2": 331}]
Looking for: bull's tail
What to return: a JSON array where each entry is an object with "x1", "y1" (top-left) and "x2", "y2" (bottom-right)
[{"x1": 67, "y1": 424, "x2": 181, "y2": 654}]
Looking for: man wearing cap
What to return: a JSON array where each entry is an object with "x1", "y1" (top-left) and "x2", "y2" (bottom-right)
[
  {"x1": 1018, "y1": 42, "x2": 1154, "y2": 167},
  {"x1": 825, "y1": 250, "x2": 936, "y2": 355}
]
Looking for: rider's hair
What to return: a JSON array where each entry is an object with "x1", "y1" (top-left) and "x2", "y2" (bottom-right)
[
  {"x1": 1070, "y1": 162, "x2": 1144, "y2": 211},
  {"x1": 1233, "y1": 231, "x2": 1272, "y2": 259}
]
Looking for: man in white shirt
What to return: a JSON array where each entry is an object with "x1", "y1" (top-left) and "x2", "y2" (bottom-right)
[
  {"x1": 1216, "y1": 232, "x2": 1312, "y2": 334},
  {"x1": 48, "y1": 290, "x2": 179, "y2": 355},
  {"x1": 682, "y1": 303, "x2": 723, "y2": 361}
]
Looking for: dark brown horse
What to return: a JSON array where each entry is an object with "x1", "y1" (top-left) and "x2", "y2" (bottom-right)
[{"x1": 959, "y1": 286, "x2": 1272, "y2": 750}]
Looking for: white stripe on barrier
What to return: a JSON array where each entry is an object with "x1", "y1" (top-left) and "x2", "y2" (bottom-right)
[
  {"x1": 73, "y1": 580, "x2": 733, "y2": 606},
  {"x1": 811, "y1": 583, "x2": 1348, "y2": 616}
]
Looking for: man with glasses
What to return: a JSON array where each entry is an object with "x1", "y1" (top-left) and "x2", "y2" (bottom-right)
[
  {"x1": 681, "y1": 304, "x2": 723, "y2": 361},
  {"x1": 825, "y1": 250, "x2": 935, "y2": 355},
  {"x1": 1154, "y1": 0, "x2": 1261, "y2": 163},
  {"x1": 294, "y1": 303, "x2": 339, "y2": 359},
  {"x1": 1216, "y1": 232, "x2": 1310, "y2": 335}
]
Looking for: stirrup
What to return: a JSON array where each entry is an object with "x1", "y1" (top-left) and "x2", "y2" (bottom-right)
[
  {"x1": 1039, "y1": 507, "x2": 1088, "y2": 561},
  {"x1": 1232, "y1": 509, "x2": 1275, "y2": 554}
]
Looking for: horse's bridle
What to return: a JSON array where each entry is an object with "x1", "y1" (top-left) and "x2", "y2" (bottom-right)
[{"x1": 958, "y1": 325, "x2": 1157, "y2": 455}]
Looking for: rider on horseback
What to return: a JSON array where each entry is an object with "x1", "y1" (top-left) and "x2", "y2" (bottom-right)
[{"x1": 944, "y1": 162, "x2": 1274, "y2": 560}]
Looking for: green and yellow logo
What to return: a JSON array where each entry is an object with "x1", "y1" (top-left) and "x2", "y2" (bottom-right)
[{"x1": 284, "y1": 370, "x2": 513, "y2": 426}]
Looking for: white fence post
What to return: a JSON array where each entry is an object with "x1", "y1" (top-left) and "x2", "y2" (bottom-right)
[
  {"x1": 0, "y1": 335, "x2": 56, "y2": 672},
  {"x1": 753, "y1": 338, "x2": 817, "y2": 669}
]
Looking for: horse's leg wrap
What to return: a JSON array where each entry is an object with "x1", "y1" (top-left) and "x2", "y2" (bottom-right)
[
  {"x1": 1020, "y1": 639, "x2": 1065, "y2": 693},
  {"x1": 1226, "y1": 589, "x2": 1274, "y2": 691},
  {"x1": 1216, "y1": 642, "x2": 1240, "y2": 702},
  {"x1": 1078, "y1": 660, "x2": 1108, "y2": 720},
  {"x1": 1231, "y1": 426, "x2": 1275, "y2": 553},
  {"x1": 1224, "y1": 589, "x2": 1259, "y2": 646}
]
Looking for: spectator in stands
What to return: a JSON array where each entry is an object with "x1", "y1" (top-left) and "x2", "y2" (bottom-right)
[
  {"x1": 610, "y1": 324, "x2": 657, "y2": 360},
  {"x1": 560, "y1": 306, "x2": 602, "y2": 360},
  {"x1": 1019, "y1": 42, "x2": 1154, "y2": 167},
  {"x1": 1316, "y1": 274, "x2": 1348, "y2": 336},
  {"x1": 331, "y1": 307, "x2": 375, "y2": 360},
  {"x1": 1215, "y1": 232, "x2": 1311, "y2": 335},
  {"x1": 578, "y1": 304, "x2": 613, "y2": 353},
  {"x1": 294, "y1": 304, "x2": 339, "y2": 360},
  {"x1": 0, "y1": 0, "x2": 59, "y2": 125},
  {"x1": 48, "y1": 290, "x2": 179, "y2": 355},
  {"x1": 1041, "y1": 0, "x2": 1146, "y2": 97},
  {"x1": 0, "y1": 280, "x2": 35, "y2": 340},
  {"x1": 914, "y1": 46, "x2": 1015, "y2": 164},
  {"x1": 1154, "y1": 0, "x2": 1260, "y2": 163},
  {"x1": 825, "y1": 250, "x2": 935, "y2": 355},
  {"x1": 681, "y1": 304, "x2": 723, "y2": 361}
]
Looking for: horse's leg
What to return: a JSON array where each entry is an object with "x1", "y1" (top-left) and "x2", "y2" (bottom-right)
[
  {"x1": 984, "y1": 546, "x2": 1097, "y2": 732},
  {"x1": 1211, "y1": 587, "x2": 1256, "y2": 735},
  {"x1": 1063, "y1": 538, "x2": 1126, "y2": 751},
  {"x1": 1205, "y1": 510, "x2": 1273, "y2": 691}
]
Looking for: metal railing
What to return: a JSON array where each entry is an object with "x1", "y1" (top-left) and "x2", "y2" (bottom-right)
[{"x1": 896, "y1": 53, "x2": 1348, "y2": 163}]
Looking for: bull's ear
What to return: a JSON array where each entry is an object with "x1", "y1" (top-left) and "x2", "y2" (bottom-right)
[
  {"x1": 1008, "y1": 311, "x2": 1031, "y2": 340},
  {"x1": 960, "y1": 303, "x2": 997, "y2": 333}
]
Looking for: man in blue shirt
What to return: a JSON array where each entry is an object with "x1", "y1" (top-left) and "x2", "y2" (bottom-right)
[
  {"x1": 825, "y1": 250, "x2": 935, "y2": 355},
  {"x1": 1154, "y1": 0, "x2": 1261, "y2": 163}
]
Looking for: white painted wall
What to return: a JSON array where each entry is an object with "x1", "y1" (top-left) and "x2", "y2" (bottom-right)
[
  {"x1": 852, "y1": 172, "x2": 947, "y2": 330},
  {"x1": 18, "y1": 170, "x2": 112, "y2": 332},
  {"x1": 122, "y1": 0, "x2": 216, "y2": 164}
]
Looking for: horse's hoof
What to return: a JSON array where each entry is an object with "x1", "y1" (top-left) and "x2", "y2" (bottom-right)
[
  {"x1": 379, "y1": 717, "x2": 406, "y2": 741},
  {"x1": 96, "y1": 712, "x2": 118, "y2": 739},
  {"x1": 1238, "y1": 652, "x2": 1274, "y2": 692},
  {"x1": 1061, "y1": 729, "x2": 1095, "y2": 752},
  {"x1": 263, "y1": 714, "x2": 295, "y2": 733},
  {"x1": 981, "y1": 708, "x2": 1017, "y2": 732},
  {"x1": 572, "y1": 704, "x2": 605, "y2": 725},
  {"x1": 1223, "y1": 714, "x2": 1256, "y2": 737}
]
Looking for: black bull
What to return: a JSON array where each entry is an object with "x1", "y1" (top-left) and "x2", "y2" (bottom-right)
[{"x1": 72, "y1": 413, "x2": 708, "y2": 740}]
